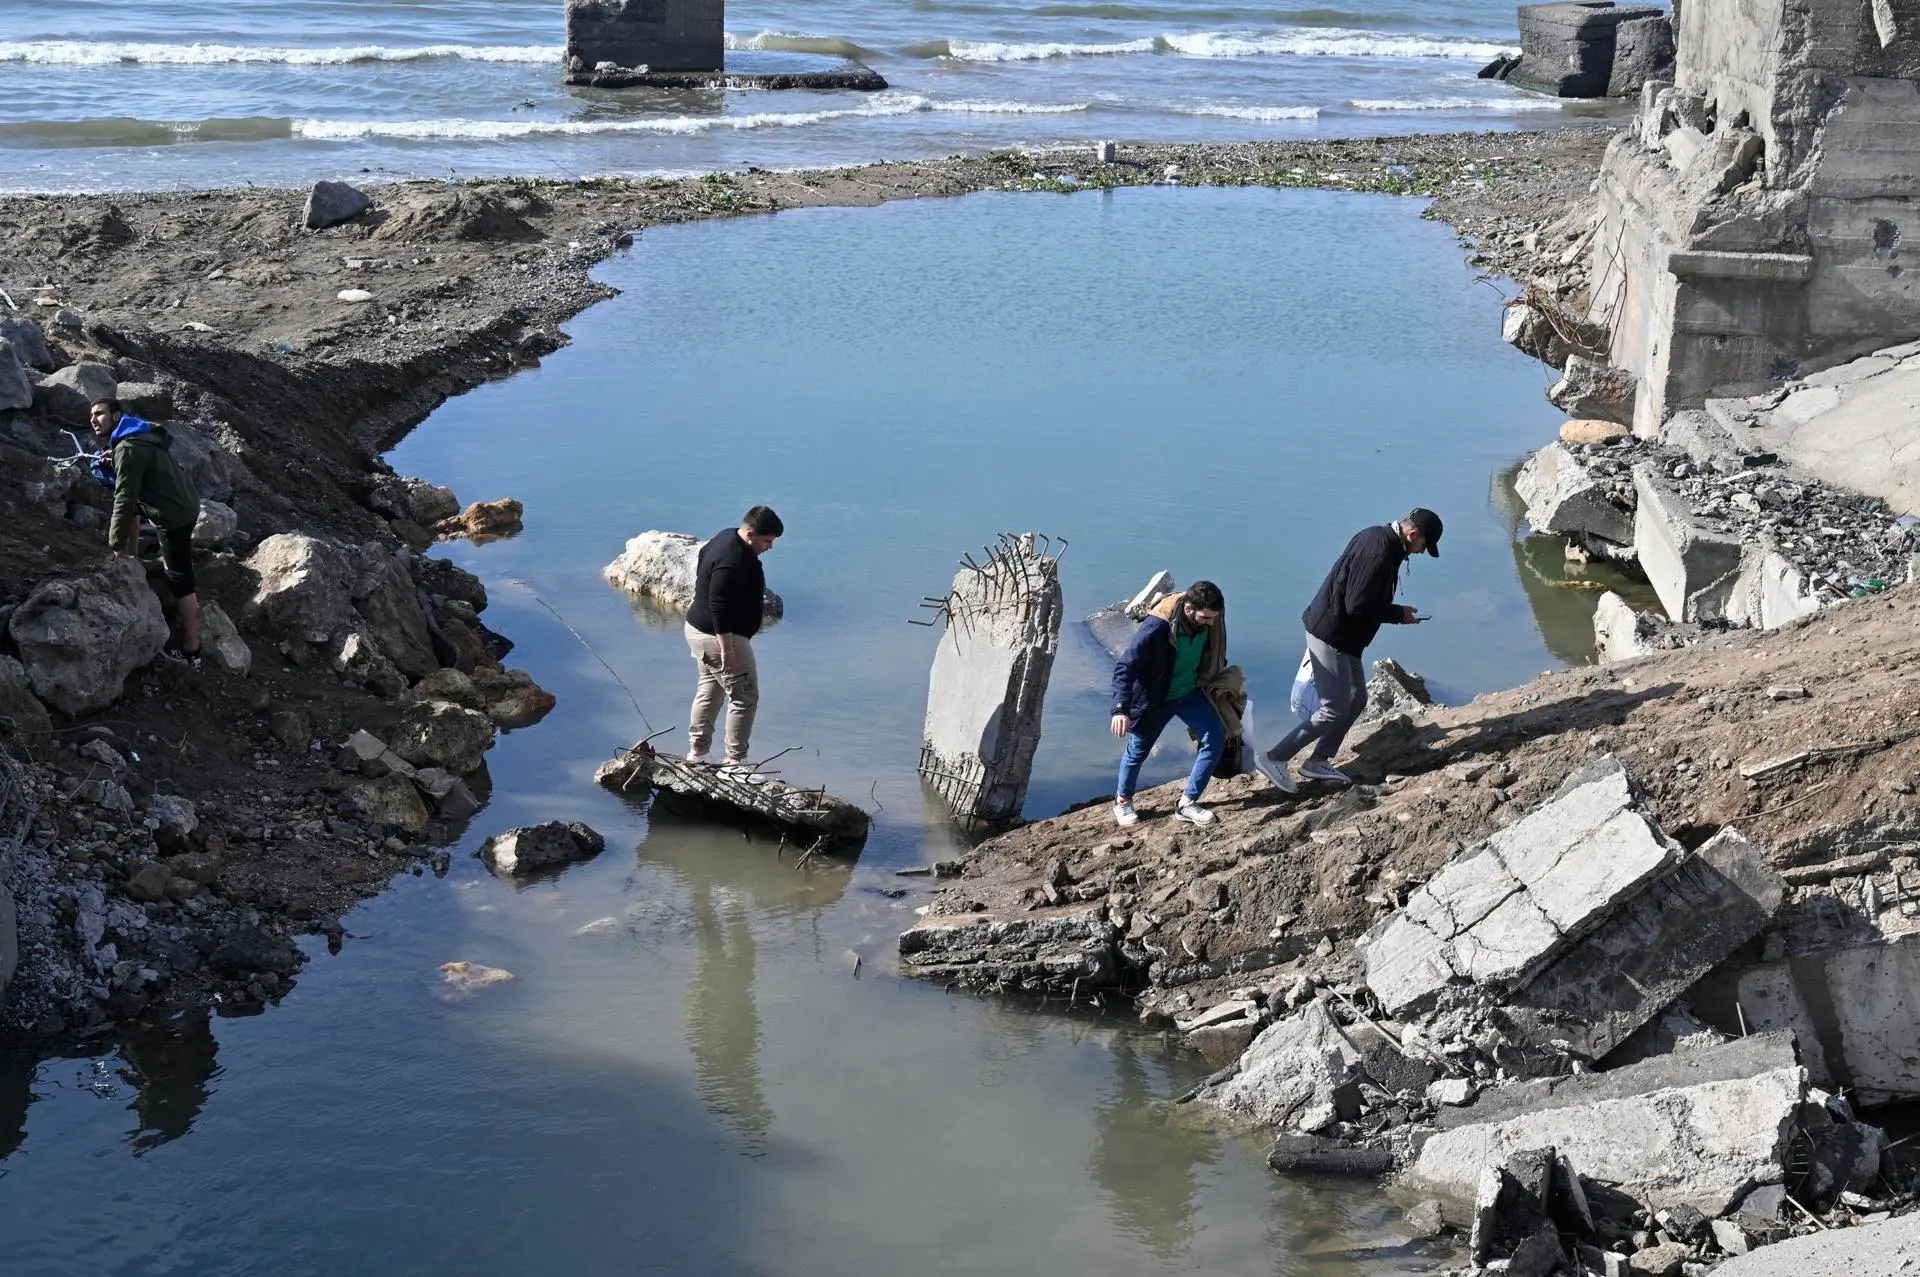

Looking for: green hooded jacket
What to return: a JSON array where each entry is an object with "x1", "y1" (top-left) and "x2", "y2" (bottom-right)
[{"x1": 108, "y1": 422, "x2": 201, "y2": 550}]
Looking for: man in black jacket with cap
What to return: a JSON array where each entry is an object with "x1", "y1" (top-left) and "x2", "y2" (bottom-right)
[
  {"x1": 1254, "y1": 508, "x2": 1441, "y2": 793},
  {"x1": 685, "y1": 505, "x2": 782, "y2": 778}
]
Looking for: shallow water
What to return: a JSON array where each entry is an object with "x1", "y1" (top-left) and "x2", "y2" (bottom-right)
[
  {"x1": 0, "y1": 187, "x2": 1596, "y2": 1274},
  {"x1": 0, "y1": 0, "x2": 1620, "y2": 191}
]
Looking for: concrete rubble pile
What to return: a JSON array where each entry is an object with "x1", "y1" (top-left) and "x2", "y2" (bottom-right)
[
  {"x1": 919, "y1": 534, "x2": 1062, "y2": 826},
  {"x1": 1166, "y1": 755, "x2": 1915, "y2": 1275}
]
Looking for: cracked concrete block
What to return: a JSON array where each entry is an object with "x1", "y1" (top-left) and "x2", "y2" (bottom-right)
[
  {"x1": 920, "y1": 535, "x2": 1061, "y2": 825},
  {"x1": 1735, "y1": 930, "x2": 1920, "y2": 1107},
  {"x1": 1725, "y1": 550, "x2": 1824, "y2": 631},
  {"x1": 1194, "y1": 1000, "x2": 1373, "y2": 1130},
  {"x1": 1498, "y1": 829, "x2": 1785, "y2": 1061},
  {"x1": 1406, "y1": 1033, "x2": 1803, "y2": 1215},
  {"x1": 1712, "y1": 1212, "x2": 1920, "y2": 1276},
  {"x1": 1633, "y1": 465, "x2": 1746, "y2": 622},
  {"x1": 1549, "y1": 356, "x2": 1638, "y2": 425},
  {"x1": 1362, "y1": 756, "x2": 1679, "y2": 1016},
  {"x1": 1515, "y1": 443, "x2": 1635, "y2": 544}
]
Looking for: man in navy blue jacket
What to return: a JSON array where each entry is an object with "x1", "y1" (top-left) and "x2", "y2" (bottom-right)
[
  {"x1": 1256, "y1": 509, "x2": 1440, "y2": 794},
  {"x1": 1110, "y1": 580, "x2": 1227, "y2": 828}
]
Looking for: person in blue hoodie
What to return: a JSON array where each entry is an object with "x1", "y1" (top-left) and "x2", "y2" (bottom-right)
[
  {"x1": 89, "y1": 397, "x2": 203, "y2": 665},
  {"x1": 1109, "y1": 580, "x2": 1227, "y2": 828}
]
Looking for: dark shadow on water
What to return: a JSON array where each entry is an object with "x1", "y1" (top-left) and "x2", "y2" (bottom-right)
[{"x1": 119, "y1": 1010, "x2": 220, "y2": 1154}]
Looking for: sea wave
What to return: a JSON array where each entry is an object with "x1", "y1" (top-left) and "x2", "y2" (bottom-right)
[
  {"x1": 288, "y1": 94, "x2": 1088, "y2": 141},
  {"x1": 1160, "y1": 29, "x2": 1516, "y2": 59},
  {"x1": 0, "y1": 40, "x2": 561, "y2": 67},
  {"x1": 1176, "y1": 104, "x2": 1320, "y2": 120},
  {"x1": 942, "y1": 37, "x2": 1161, "y2": 60},
  {"x1": 1347, "y1": 95, "x2": 1562, "y2": 111},
  {"x1": 723, "y1": 31, "x2": 885, "y2": 59}
]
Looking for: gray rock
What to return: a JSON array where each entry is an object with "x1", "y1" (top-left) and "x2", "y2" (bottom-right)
[
  {"x1": 603, "y1": 529, "x2": 783, "y2": 622},
  {"x1": 387, "y1": 700, "x2": 495, "y2": 776},
  {"x1": 303, "y1": 179, "x2": 373, "y2": 230},
  {"x1": 1502, "y1": 300, "x2": 1571, "y2": 369},
  {"x1": 0, "y1": 316, "x2": 55, "y2": 370},
  {"x1": 1548, "y1": 355, "x2": 1637, "y2": 425},
  {"x1": 331, "y1": 628, "x2": 406, "y2": 699},
  {"x1": 6, "y1": 556, "x2": 168, "y2": 714},
  {"x1": 243, "y1": 533, "x2": 354, "y2": 644},
  {"x1": 919, "y1": 534, "x2": 1060, "y2": 824},
  {"x1": 399, "y1": 477, "x2": 458, "y2": 526},
  {"x1": 0, "y1": 656, "x2": 53, "y2": 755},
  {"x1": 115, "y1": 382, "x2": 173, "y2": 421},
  {"x1": 0, "y1": 342, "x2": 31, "y2": 411},
  {"x1": 191, "y1": 499, "x2": 240, "y2": 551},
  {"x1": 1194, "y1": 1000, "x2": 1368, "y2": 1131},
  {"x1": 350, "y1": 547, "x2": 438, "y2": 680},
  {"x1": 1363, "y1": 657, "x2": 1433, "y2": 721},
  {"x1": 1710, "y1": 1213, "x2": 1920, "y2": 1274},
  {"x1": 198, "y1": 601, "x2": 252, "y2": 676},
  {"x1": 480, "y1": 820, "x2": 606, "y2": 874},
  {"x1": 146, "y1": 794, "x2": 197, "y2": 843},
  {"x1": 32, "y1": 361, "x2": 117, "y2": 423},
  {"x1": 1360, "y1": 756, "x2": 1679, "y2": 1016},
  {"x1": 1515, "y1": 442, "x2": 1635, "y2": 545},
  {"x1": 348, "y1": 773, "x2": 430, "y2": 833}
]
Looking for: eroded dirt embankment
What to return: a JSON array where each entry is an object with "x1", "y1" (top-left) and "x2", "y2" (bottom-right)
[{"x1": 0, "y1": 129, "x2": 1609, "y2": 1039}]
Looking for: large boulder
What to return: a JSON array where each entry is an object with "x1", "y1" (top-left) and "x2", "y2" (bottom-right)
[
  {"x1": 350, "y1": 548, "x2": 438, "y2": 680},
  {"x1": 115, "y1": 382, "x2": 173, "y2": 421},
  {"x1": 303, "y1": 179, "x2": 373, "y2": 230},
  {"x1": 480, "y1": 821, "x2": 606, "y2": 875},
  {"x1": 603, "y1": 530, "x2": 783, "y2": 622},
  {"x1": 163, "y1": 422, "x2": 239, "y2": 502},
  {"x1": 192, "y1": 499, "x2": 240, "y2": 551},
  {"x1": 387, "y1": 700, "x2": 495, "y2": 776},
  {"x1": 6, "y1": 556, "x2": 168, "y2": 714},
  {"x1": 0, "y1": 342, "x2": 30, "y2": 411},
  {"x1": 0, "y1": 316, "x2": 55, "y2": 370},
  {"x1": 0, "y1": 655, "x2": 54, "y2": 755},
  {"x1": 243, "y1": 533, "x2": 354, "y2": 643},
  {"x1": 1548, "y1": 356, "x2": 1637, "y2": 426},
  {"x1": 32, "y1": 362, "x2": 117, "y2": 423}
]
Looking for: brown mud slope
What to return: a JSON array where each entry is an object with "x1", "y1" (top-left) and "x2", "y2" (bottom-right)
[
  {"x1": 907, "y1": 586, "x2": 1920, "y2": 1022},
  {"x1": 0, "y1": 128, "x2": 1606, "y2": 1038}
]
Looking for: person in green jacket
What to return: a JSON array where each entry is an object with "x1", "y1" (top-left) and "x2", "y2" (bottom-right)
[{"x1": 88, "y1": 396, "x2": 203, "y2": 665}]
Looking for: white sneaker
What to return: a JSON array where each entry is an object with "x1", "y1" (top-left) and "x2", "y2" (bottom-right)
[
  {"x1": 1298, "y1": 758, "x2": 1352, "y2": 784},
  {"x1": 1253, "y1": 749, "x2": 1298, "y2": 795},
  {"x1": 720, "y1": 762, "x2": 770, "y2": 786},
  {"x1": 1175, "y1": 798, "x2": 1215, "y2": 826},
  {"x1": 1113, "y1": 798, "x2": 1139, "y2": 827},
  {"x1": 688, "y1": 751, "x2": 711, "y2": 765}
]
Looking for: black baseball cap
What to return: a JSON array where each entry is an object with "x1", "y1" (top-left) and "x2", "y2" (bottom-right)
[{"x1": 1406, "y1": 508, "x2": 1443, "y2": 557}]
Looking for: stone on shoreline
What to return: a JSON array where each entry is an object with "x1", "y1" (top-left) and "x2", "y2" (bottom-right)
[
  {"x1": 244, "y1": 533, "x2": 354, "y2": 645},
  {"x1": 480, "y1": 821, "x2": 606, "y2": 875},
  {"x1": 388, "y1": 700, "x2": 495, "y2": 777},
  {"x1": 603, "y1": 529, "x2": 783, "y2": 622},
  {"x1": 1560, "y1": 418, "x2": 1629, "y2": 445},
  {"x1": 434, "y1": 498, "x2": 523, "y2": 543},
  {"x1": 1548, "y1": 355, "x2": 1636, "y2": 425},
  {"x1": 303, "y1": 180, "x2": 373, "y2": 231},
  {"x1": 1193, "y1": 1000, "x2": 1370, "y2": 1132},
  {"x1": 7, "y1": 556, "x2": 168, "y2": 715}
]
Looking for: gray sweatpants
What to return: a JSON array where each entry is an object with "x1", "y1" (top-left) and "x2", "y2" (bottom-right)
[{"x1": 1269, "y1": 633, "x2": 1366, "y2": 763}]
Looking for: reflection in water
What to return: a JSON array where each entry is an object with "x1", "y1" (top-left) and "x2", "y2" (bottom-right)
[
  {"x1": 686, "y1": 880, "x2": 773, "y2": 1147},
  {"x1": 119, "y1": 1011, "x2": 219, "y2": 1154},
  {"x1": 1491, "y1": 465, "x2": 1663, "y2": 666},
  {"x1": 1088, "y1": 1043, "x2": 1220, "y2": 1259},
  {"x1": 0, "y1": 1048, "x2": 30, "y2": 1161}
]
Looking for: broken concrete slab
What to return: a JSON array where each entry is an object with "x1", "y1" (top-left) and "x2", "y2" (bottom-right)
[
  {"x1": 1724, "y1": 549, "x2": 1825, "y2": 631},
  {"x1": 1709, "y1": 1209, "x2": 1920, "y2": 1276},
  {"x1": 1733, "y1": 930, "x2": 1920, "y2": 1107},
  {"x1": 1593, "y1": 589, "x2": 1703, "y2": 662},
  {"x1": 1549, "y1": 355, "x2": 1638, "y2": 424},
  {"x1": 1403, "y1": 1032, "x2": 1802, "y2": 1215},
  {"x1": 1516, "y1": 442, "x2": 1635, "y2": 544},
  {"x1": 1361, "y1": 756, "x2": 1680, "y2": 1017},
  {"x1": 1495, "y1": 829, "x2": 1785, "y2": 1062},
  {"x1": 1634, "y1": 464, "x2": 1746, "y2": 622},
  {"x1": 919, "y1": 534, "x2": 1061, "y2": 825},
  {"x1": 1083, "y1": 572, "x2": 1175, "y2": 659},
  {"x1": 1193, "y1": 999, "x2": 1372, "y2": 1132}
]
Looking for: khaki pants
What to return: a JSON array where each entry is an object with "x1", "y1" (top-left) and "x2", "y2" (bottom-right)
[{"x1": 685, "y1": 624, "x2": 759, "y2": 762}]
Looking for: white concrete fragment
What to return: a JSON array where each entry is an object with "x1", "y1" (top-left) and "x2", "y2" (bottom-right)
[
  {"x1": 1633, "y1": 465, "x2": 1744, "y2": 622},
  {"x1": 1194, "y1": 1000, "x2": 1368, "y2": 1131},
  {"x1": 1515, "y1": 443, "x2": 1634, "y2": 544}
]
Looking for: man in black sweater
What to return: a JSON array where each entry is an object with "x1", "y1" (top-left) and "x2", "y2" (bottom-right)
[
  {"x1": 1254, "y1": 508, "x2": 1441, "y2": 794},
  {"x1": 685, "y1": 506, "x2": 783, "y2": 776}
]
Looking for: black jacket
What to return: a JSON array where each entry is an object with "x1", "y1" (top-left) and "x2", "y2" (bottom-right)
[
  {"x1": 686, "y1": 529, "x2": 767, "y2": 638},
  {"x1": 1302, "y1": 523, "x2": 1409, "y2": 656},
  {"x1": 1111, "y1": 614, "x2": 1211, "y2": 723}
]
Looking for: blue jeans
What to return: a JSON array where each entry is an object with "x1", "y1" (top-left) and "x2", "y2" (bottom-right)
[{"x1": 1116, "y1": 689, "x2": 1226, "y2": 803}]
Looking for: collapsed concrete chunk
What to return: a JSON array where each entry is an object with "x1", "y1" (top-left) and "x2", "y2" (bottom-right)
[
  {"x1": 1403, "y1": 1033, "x2": 1802, "y2": 1215},
  {"x1": 1711, "y1": 1209, "x2": 1920, "y2": 1275},
  {"x1": 1549, "y1": 355, "x2": 1637, "y2": 425},
  {"x1": 1496, "y1": 828, "x2": 1784, "y2": 1061},
  {"x1": 1193, "y1": 1000, "x2": 1370, "y2": 1132},
  {"x1": 1515, "y1": 443, "x2": 1634, "y2": 544},
  {"x1": 1724, "y1": 550, "x2": 1824, "y2": 631},
  {"x1": 898, "y1": 908, "x2": 1122, "y2": 991},
  {"x1": 1361, "y1": 756, "x2": 1680, "y2": 1017},
  {"x1": 1083, "y1": 571, "x2": 1175, "y2": 659},
  {"x1": 1633, "y1": 465, "x2": 1744, "y2": 622},
  {"x1": 1734, "y1": 930, "x2": 1920, "y2": 1107},
  {"x1": 919, "y1": 534, "x2": 1061, "y2": 825}
]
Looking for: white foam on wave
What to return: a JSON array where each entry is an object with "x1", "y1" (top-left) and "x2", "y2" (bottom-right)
[
  {"x1": 1162, "y1": 29, "x2": 1516, "y2": 60},
  {"x1": 290, "y1": 94, "x2": 1085, "y2": 141},
  {"x1": 723, "y1": 31, "x2": 880, "y2": 58},
  {"x1": 1347, "y1": 95, "x2": 1562, "y2": 111},
  {"x1": 1176, "y1": 103, "x2": 1320, "y2": 120},
  {"x1": 0, "y1": 40, "x2": 560, "y2": 67},
  {"x1": 945, "y1": 37, "x2": 1160, "y2": 61}
]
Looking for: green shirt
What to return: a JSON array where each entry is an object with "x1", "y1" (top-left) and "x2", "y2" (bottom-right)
[{"x1": 1167, "y1": 628, "x2": 1207, "y2": 702}]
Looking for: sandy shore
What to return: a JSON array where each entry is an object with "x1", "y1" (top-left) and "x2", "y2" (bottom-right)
[{"x1": 0, "y1": 128, "x2": 1610, "y2": 1039}]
